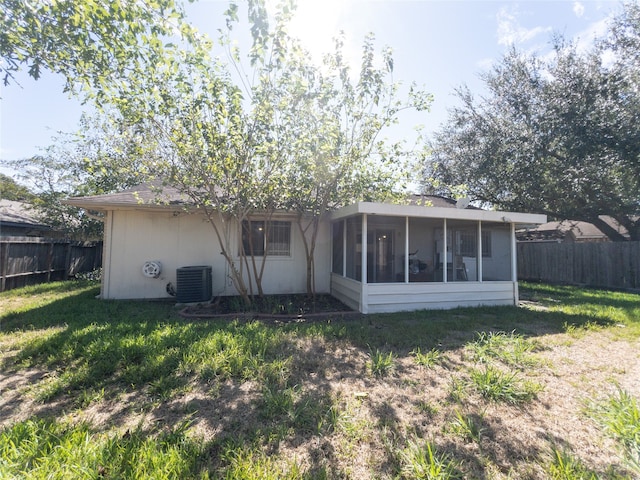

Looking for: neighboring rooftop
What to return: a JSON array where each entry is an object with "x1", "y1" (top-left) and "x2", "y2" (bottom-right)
[
  {"x1": 517, "y1": 216, "x2": 629, "y2": 243},
  {"x1": 0, "y1": 200, "x2": 51, "y2": 236}
]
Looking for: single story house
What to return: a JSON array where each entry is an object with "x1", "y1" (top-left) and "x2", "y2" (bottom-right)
[{"x1": 66, "y1": 184, "x2": 546, "y2": 313}]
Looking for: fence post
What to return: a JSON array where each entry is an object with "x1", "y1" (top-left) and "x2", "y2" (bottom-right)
[
  {"x1": 0, "y1": 242, "x2": 8, "y2": 292},
  {"x1": 65, "y1": 242, "x2": 72, "y2": 277},
  {"x1": 46, "y1": 241, "x2": 54, "y2": 282}
]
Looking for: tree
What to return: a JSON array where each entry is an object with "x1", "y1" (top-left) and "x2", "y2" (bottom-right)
[
  {"x1": 0, "y1": 173, "x2": 34, "y2": 201},
  {"x1": 3, "y1": 0, "x2": 432, "y2": 299},
  {"x1": 106, "y1": 0, "x2": 432, "y2": 301},
  {"x1": 1, "y1": 0, "x2": 209, "y2": 240},
  {"x1": 427, "y1": 3, "x2": 640, "y2": 241},
  {"x1": 8, "y1": 114, "x2": 161, "y2": 240},
  {"x1": 280, "y1": 33, "x2": 431, "y2": 295},
  {"x1": 8, "y1": 153, "x2": 103, "y2": 240},
  {"x1": 0, "y1": 0, "x2": 197, "y2": 102},
  {"x1": 162, "y1": 1, "x2": 431, "y2": 299}
]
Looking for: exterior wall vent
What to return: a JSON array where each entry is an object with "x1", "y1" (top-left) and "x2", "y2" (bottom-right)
[{"x1": 176, "y1": 266, "x2": 212, "y2": 303}]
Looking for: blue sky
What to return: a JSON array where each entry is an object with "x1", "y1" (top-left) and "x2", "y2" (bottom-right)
[{"x1": 0, "y1": 0, "x2": 622, "y2": 166}]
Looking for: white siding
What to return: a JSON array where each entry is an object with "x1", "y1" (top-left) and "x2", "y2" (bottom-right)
[
  {"x1": 102, "y1": 209, "x2": 330, "y2": 299},
  {"x1": 330, "y1": 277, "x2": 516, "y2": 314},
  {"x1": 364, "y1": 282, "x2": 516, "y2": 313},
  {"x1": 482, "y1": 227, "x2": 512, "y2": 281},
  {"x1": 330, "y1": 273, "x2": 361, "y2": 312}
]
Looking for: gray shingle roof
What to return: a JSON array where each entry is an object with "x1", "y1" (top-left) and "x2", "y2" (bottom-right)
[
  {"x1": 0, "y1": 200, "x2": 49, "y2": 228},
  {"x1": 64, "y1": 183, "x2": 189, "y2": 210}
]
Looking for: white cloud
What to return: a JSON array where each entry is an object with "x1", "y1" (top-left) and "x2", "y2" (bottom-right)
[
  {"x1": 496, "y1": 6, "x2": 550, "y2": 46},
  {"x1": 573, "y1": 2, "x2": 585, "y2": 18},
  {"x1": 573, "y1": 16, "x2": 610, "y2": 52},
  {"x1": 476, "y1": 57, "x2": 496, "y2": 71}
]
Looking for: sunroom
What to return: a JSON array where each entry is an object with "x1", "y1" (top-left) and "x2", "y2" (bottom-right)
[{"x1": 329, "y1": 202, "x2": 546, "y2": 313}]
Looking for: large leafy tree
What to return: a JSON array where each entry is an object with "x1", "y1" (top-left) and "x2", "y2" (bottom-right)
[
  {"x1": 11, "y1": 153, "x2": 104, "y2": 240},
  {"x1": 1, "y1": 0, "x2": 199, "y2": 238},
  {"x1": 427, "y1": 3, "x2": 640, "y2": 241},
  {"x1": 0, "y1": 0, "x2": 197, "y2": 101},
  {"x1": 115, "y1": 0, "x2": 431, "y2": 301},
  {"x1": 280, "y1": 33, "x2": 431, "y2": 295},
  {"x1": 8, "y1": 114, "x2": 160, "y2": 239},
  {"x1": 3, "y1": 0, "x2": 432, "y2": 300},
  {"x1": 178, "y1": 2, "x2": 430, "y2": 298}
]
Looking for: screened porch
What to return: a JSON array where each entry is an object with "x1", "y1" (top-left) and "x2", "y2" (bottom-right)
[{"x1": 329, "y1": 202, "x2": 546, "y2": 313}]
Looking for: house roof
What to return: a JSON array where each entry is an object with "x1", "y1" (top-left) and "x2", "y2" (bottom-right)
[
  {"x1": 64, "y1": 183, "x2": 547, "y2": 227},
  {"x1": 0, "y1": 200, "x2": 50, "y2": 230},
  {"x1": 331, "y1": 201, "x2": 546, "y2": 226},
  {"x1": 517, "y1": 216, "x2": 629, "y2": 242},
  {"x1": 64, "y1": 182, "x2": 189, "y2": 211},
  {"x1": 65, "y1": 186, "x2": 479, "y2": 211}
]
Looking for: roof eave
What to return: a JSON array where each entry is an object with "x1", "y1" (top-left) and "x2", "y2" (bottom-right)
[
  {"x1": 330, "y1": 201, "x2": 547, "y2": 225},
  {"x1": 62, "y1": 198, "x2": 188, "y2": 212}
]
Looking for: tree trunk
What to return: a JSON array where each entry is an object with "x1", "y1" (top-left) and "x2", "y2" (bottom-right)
[
  {"x1": 204, "y1": 209, "x2": 252, "y2": 306},
  {"x1": 629, "y1": 224, "x2": 640, "y2": 242},
  {"x1": 296, "y1": 214, "x2": 318, "y2": 298},
  {"x1": 591, "y1": 216, "x2": 629, "y2": 242}
]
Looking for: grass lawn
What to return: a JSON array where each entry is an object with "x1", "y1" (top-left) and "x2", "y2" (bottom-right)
[{"x1": 1, "y1": 280, "x2": 639, "y2": 479}]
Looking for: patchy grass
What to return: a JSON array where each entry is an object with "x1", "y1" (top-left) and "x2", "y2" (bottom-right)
[
  {"x1": 0, "y1": 419, "x2": 206, "y2": 479},
  {"x1": 587, "y1": 388, "x2": 640, "y2": 475},
  {"x1": 467, "y1": 330, "x2": 544, "y2": 368},
  {"x1": 447, "y1": 409, "x2": 485, "y2": 444},
  {"x1": 399, "y1": 440, "x2": 463, "y2": 479},
  {"x1": 468, "y1": 365, "x2": 542, "y2": 404},
  {"x1": 1, "y1": 280, "x2": 639, "y2": 478},
  {"x1": 411, "y1": 347, "x2": 444, "y2": 368},
  {"x1": 368, "y1": 349, "x2": 396, "y2": 377},
  {"x1": 547, "y1": 447, "x2": 599, "y2": 480}
]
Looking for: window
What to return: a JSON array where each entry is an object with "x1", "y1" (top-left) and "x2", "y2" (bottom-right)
[
  {"x1": 456, "y1": 230, "x2": 476, "y2": 257},
  {"x1": 241, "y1": 220, "x2": 291, "y2": 256},
  {"x1": 455, "y1": 230, "x2": 491, "y2": 257}
]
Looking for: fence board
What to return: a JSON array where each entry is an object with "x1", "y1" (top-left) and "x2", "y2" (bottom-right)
[
  {"x1": 0, "y1": 237, "x2": 102, "y2": 292},
  {"x1": 518, "y1": 241, "x2": 640, "y2": 291}
]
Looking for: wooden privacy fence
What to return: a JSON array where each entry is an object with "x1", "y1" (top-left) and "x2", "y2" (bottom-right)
[
  {"x1": 518, "y1": 241, "x2": 640, "y2": 291},
  {"x1": 0, "y1": 237, "x2": 102, "y2": 292}
]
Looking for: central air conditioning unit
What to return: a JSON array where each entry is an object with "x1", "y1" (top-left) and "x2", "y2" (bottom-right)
[{"x1": 176, "y1": 266, "x2": 212, "y2": 303}]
